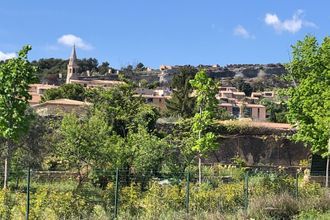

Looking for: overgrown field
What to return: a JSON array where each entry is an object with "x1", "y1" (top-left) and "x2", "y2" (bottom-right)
[{"x1": 1, "y1": 166, "x2": 330, "y2": 219}]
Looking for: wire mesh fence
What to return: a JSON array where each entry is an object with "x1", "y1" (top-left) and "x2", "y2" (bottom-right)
[{"x1": 0, "y1": 165, "x2": 329, "y2": 219}]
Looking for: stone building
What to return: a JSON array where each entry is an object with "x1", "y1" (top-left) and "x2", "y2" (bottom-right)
[{"x1": 32, "y1": 99, "x2": 91, "y2": 116}]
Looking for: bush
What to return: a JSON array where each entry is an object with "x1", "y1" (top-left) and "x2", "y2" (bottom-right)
[
  {"x1": 249, "y1": 193, "x2": 299, "y2": 219},
  {"x1": 0, "y1": 190, "x2": 15, "y2": 220}
]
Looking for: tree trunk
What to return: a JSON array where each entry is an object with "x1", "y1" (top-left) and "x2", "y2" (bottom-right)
[
  {"x1": 3, "y1": 140, "x2": 10, "y2": 189},
  {"x1": 3, "y1": 156, "x2": 8, "y2": 189},
  {"x1": 326, "y1": 156, "x2": 329, "y2": 188},
  {"x1": 198, "y1": 155, "x2": 202, "y2": 184}
]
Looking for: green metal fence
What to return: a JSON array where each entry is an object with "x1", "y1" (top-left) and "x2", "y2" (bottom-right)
[{"x1": 0, "y1": 166, "x2": 327, "y2": 219}]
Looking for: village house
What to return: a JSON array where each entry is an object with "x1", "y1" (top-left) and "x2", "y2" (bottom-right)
[
  {"x1": 134, "y1": 88, "x2": 171, "y2": 111},
  {"x1": 28, "y1": 84, "x2": 59, "y2": 105},
  {"x1": 218, "y1": 87, "x2": 268, "y2": 121}
]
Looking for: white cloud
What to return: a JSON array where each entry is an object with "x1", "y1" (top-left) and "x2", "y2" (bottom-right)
[
  {"x1": 233, "y1": 25, "x2": 255, "y2": 39},
  {"x1": 265, "y1": 10, "x2": 317, "y2": 34},
  {"x1": 0, "y1": 51, "x2": 16, "y2": 61},
  {"x1": 57, "y1": 34, "x2": 93, "y2": 50}
]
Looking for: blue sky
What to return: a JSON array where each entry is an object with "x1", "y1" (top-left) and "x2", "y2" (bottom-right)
[{"x1": 0, "y1": 1, "x2": 329, "y2": 68}]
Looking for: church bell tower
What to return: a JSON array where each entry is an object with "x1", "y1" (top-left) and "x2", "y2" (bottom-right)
[{"x1": 66, "y1": 45, "x2": 79, "y2": 84}]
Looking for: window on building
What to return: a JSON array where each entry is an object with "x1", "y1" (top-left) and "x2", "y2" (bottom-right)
[
  {"x1": 232, "y1": 106, "x2": 240, "y2": 117},
  {"x1": 244, "y1": 107, "x2": 252, "y2": 117}
]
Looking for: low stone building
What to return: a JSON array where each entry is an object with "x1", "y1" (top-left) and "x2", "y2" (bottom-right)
[{"x1": 32, "y1": 99, "x2": 91, "y2": 116}]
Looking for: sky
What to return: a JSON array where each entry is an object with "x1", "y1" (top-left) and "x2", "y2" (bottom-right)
[{"x1": 0, "y1": 1, "x2": 329, "y2": 69}]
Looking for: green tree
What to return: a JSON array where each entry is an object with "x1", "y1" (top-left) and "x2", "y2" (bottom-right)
[
  {"x1": 0, "y1": 45, "x2": 37, "y2": 189},
  {"x1": 42, "y1": 83, "x2": 86, "y2": 102},
  {"x1": 77, "y1": 58, "x2": 99, "y2": 73},
  {"x1": 286, "y1": 35, "x2": 330, "y2": 185},
  {"x1": 58, "y1": 110, "x2": 116, "y2": 184},
  {"x1": 98, "y1": 61, "x2": 110, "y2": 75},
  {"x1": 260, "y1": 97, "x2": 288, "y2": 123},
  {"x1": 189, "y1": 70, "x2": 218, "y2": 183},
  {"x1": 166, "y1": 66, "x2": 197, "y2": 118},
  {"x1": 32, "y1": 58, "x2": 67, "y2": 84},
  {"x1": 127, "y1": 126, "x2": 166, "y2": 176},
  {"x1": 135, "y1": 62, "x2": 146, "y2": 71},
  {"x1": 231, "y1": 77, "x2": 253, "y2": 96},
  {"x1": 87, "y1": 85, "x2": 159, "y2": 138}
]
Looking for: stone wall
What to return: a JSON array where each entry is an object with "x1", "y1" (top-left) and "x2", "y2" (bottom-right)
[
  {"x1": 205, "y1": 135, "x2": 309, "y2": 166},
  {"x1": 156, "y1": 121, "x2": 310, "y2": 166}
]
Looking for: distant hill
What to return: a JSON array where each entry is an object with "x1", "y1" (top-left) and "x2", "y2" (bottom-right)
[{"x1": 204, "y1": 63, "x2": 287, "y2": 79}]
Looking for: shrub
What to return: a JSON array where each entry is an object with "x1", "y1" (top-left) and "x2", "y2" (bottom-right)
[
  {"x1": 0, "y1": 190, "x2": 15, "y2": 220},
  {"x1": 249, "y1": 193, "x2": 299, "y2": 219}
]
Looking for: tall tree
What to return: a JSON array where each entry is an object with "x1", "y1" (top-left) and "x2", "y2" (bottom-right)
[
  {"x1": 135, "y1": 62, "x2": 146, "y2": 71},
  {"x1": 86, "y1": 85, "x2": 159, "y2": 137},
  {"x1": 0, "y1": 45, "x2": 37, "y2": 189},
  {"x1": 231, "y1": 77, "x2": 253, "y2": 96},
  {"x1": 286, "y1": 36, "x2": 330, "y2": 186},
  {"x1": 58, "y1": 110, "x2": 116, "y2": 184},
  {"x1": 77, "y1": 58, "x2": 99, "y2": 73},
  {"x1": 166, "y1": 66, "x2": 197, "y2": 118},
  {"x1": 189, "y1": 70, "x2": 218, "y2": 184},
  {"x1": 98, "y1": 61, "x2": 110, "y2": 75}
]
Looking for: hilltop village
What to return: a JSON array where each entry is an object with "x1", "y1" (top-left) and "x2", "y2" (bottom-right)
[{"x1": 29, "y1": 46, "x2": 287, "y2": 122}]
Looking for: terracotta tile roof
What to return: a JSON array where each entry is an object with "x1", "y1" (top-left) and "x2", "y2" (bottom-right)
[
  {"x1": 219, "y1": 120, "x2": 292, "y2": 130},
  {"x1": 133, "y1": 94, "x2": 171, "y2": 99},
  {"x1": 246, "y1": 104, "x2": 266, "y2": 108},
  {"x1": 33, "y1": 99, "x2": 92, "y2": 107},
  {"x1": 233, "y1": 92, "x2": 245, "y2": 96},
  {"x1": 70, "y1": 79, "x2": 124, "y2": 85},
  {"x1": 219, "y1": 103, "x2": 234, "y2": 107},
  {"x1": 29, "y1": 84, "x2": 59, "y2": 89},
  {"x1": 248, "y1": 121, "x2": 292, "y2": 130}
]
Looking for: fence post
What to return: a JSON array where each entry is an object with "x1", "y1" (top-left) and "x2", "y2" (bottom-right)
[
  {"x1": 26, "y1": 168, "x2": 31, "y2": 220},
  {"x1": 114, "y1": 168, "x2": 119, "y2": 219},
  {"x1": 244, "y1": 171, "x2": 249, "y2": 212},
  {"x1": 185, "y1": 172, "x2": 190, "y2": 213},
  {"x1": 295, "y1": 172, "x2": 299, "y2": 199}
]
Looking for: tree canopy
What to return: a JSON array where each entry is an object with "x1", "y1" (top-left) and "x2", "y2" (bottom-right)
[
  {"x1": 0, "y1": 45, "x2": 37, "y2": 188},
  {"x1": 165, "y1": 65, "x2": 197, "y2": 118},
  {"x1": 286, "y1": 35, "x2": 330, "y2": 157},
  {"x1": 42, "y1": 83, "x2": 86, "y2": 102}
]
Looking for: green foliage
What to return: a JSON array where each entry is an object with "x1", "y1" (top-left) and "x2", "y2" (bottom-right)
[
  {"x1": 165, "y1": 65, "x2": 197, "y2": 118},
  {"x1": 87, "y1": 85, "x2": 159, "y2": 137},
  {"x1": 0, "y1": 45, "x2": 37, "y2": 140},
  {"x1": 0, "y1": 190, "x2": 15, "y2": 219},
  {"x1": 58, "y1": 110, "x2": 114, "y2": 172},
  {"x1": 249, "y1": 193, "x2": 299, "y2": 219},
  {"x1": 190, "y1": 70, "x2": 219, "y2": 116},
  {"x1": 32, "y1": 58, "x2": 67, "y2": 84},
  {"x1": 42, "y1": 83, "x2": 86, "y2": 102},
  {"x1": 135, "y1": 62, "x2": 146, "y2": 71},
  {"x1": 231, "y1": 76, "x2": 253, "y2": 96},
  {"x1": 127, "y1": 126, "x2": 167, "y2": 174},
  {"x1": 77, "y1": 58, "x2": 99, "y2": 74},
  {"x1": 189, "y1": 70, "x2": 218, "y2": 157},
  {"x1": 260, "y1": 97, "x2": 288, "y2": 123},
  {"x1": 286, "y1": 35, "x2": 330, "y2": 156},
  {"x1": 1, "y1": 166, "x2": 330, "y2": 219}
]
